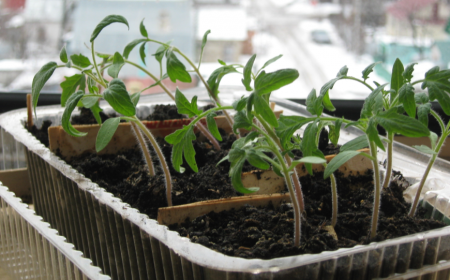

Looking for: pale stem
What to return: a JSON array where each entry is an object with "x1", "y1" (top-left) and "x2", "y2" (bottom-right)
[
  {"x1": 408, "y1": 132, "x2": 448, "y2": 216},
  {"x1": 254, "y1": 114, "x2": 305, "y2": 213},
  {"x1": 283, "y1": 170, "x2": 301, "y2": 246},
  {"x1": 369, "y1": 140, "x2": 381, "y2": 240},
  {"x1": 381, "y1": 133, "x2": 394, "y2": 190},
  {"x1": 252, "y1": 124, "x2": 302, "y2": 246},
  {"x1": 131, "y1": 122, "x2": 155, "y2": 176},
  {"x1": 91, "y1": 41, "x2": 107, "y2": 88},
  {"x1": 283, "y1": 155, "x2": 305, "y2": 213},
  {"x1": 330, "y1": 173, "x2": 338, "y2": 227},
  {"x1": 133, "y1": 118, "x2": 173, "y2": 206}
]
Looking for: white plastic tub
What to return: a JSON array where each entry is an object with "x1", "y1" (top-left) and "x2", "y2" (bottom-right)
[
  {"x1": 2, "y1": 88, "x2": 450, "y2": 279},
  {"x1": 0, "y1": 183, "x2": 110, "y2": 279}
]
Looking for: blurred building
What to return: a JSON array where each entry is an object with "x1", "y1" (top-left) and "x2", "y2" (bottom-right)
[
  {"x1": 386, "y1": 0, "x2": 450, "y2": 40},
  {"x1": 196, "y1": 6, "x2": 247, "y2": 62},
  {"x1": 70, "y1": 0, "x2": 195, "y2": 78}
]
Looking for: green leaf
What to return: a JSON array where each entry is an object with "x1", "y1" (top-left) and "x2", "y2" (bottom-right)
[
  {"x1": 130, "y1": 91, "x2": 141, "y2": 107},
  {"x1": 31, "y1": 61, "x2": 57, "y2": 114},
  {"x1": 107, "y1": 52, "x2": 125, "y2": 78},
  {"x1": 139, "y1": 42, "x2": 147, "y2": 65},
  {"x1": 398, "y1": 83, "x2": 416, "y2": 118},
  {"x1": 260, "y1": 55, "x2": 283, "y2": 71},
  {"x1": 207, "y1": 65, "x2": 239, "y2": 97},
  {"x1": 417, "y1": 103, "x2": 431, "y2": 126},
  {"x1": 301, "y1": 122, "x2": 322, "y2": 174},
  {"x1": 140, "y1": 19, "x2": 148, "y2": 37},
  {"x1": 103, "y1": 78, "x2": 135, "y2": 116},
  {"x1": 166, "y1": 49, "x2": 191, "y2": 83},
  {"x1": 90, "y1": 15, "x2": 129, "y2": 42},
  {"x1": 96, "y1": 117, "x2": 120, "y2": 152},
  {"x1": 360, "y1": 83, "x2": 387, "y2": 119},
  {"x1": 403, "y1": 63, "x2": 417, "y2": 82},
  {"x1": 206, "y1": 112, "x2": 222, "y2": 141},
  {"x1": 230, "y1": 154, "x2": 258, "y2": 194},
  {"x1": 306, "y1": 89, "x2": 323, "y2": 116},
  {"x1": 60, "y1": 45, "x2": 68, "y2": 63},
  {"x1": 321, "y1": 90, "x2": 336, "y2": 112},
  {"x1": 413, "y1": 145, "x2": 437, "y2": 155},
  {"x1": 60, "y1": 74, "x2": 85, "y2": 106},
  {"x1": 165, "y1": 126, "x2": 198, "y2": 173},
  {"x1": 154, "y1": 45, "x2": 167, "y2": 63},
  {"x1": 81, "y1": 96, "x2": 98, "y2": 108},
  {"x1": 415, "y1": 92, "x2": 429, "y2": 104},
  {"x1": 246, "y1": 150, "x2": 270, "y2": 170},
  {"x1": 247, "y1": 92, "x2": 255, "y2": 119},
  {"x1": 123, "y1": 38, "x2": 147, "y2": 59},
  {"x1": 329, "y1": 119, "x2": 342, "y2": 146},
  {"x1": 227, "y1": 140, "x2": 259, "y2": 194},
  {"x1": 199, "y1": 30, "x2": 210, "y2": 68},
  {"x1": 62, "y1": 91, "x2": 87, "y2": 137},
  {"x1": 254, "y1": 69, "x2": 299, "y2": 95},
  {"x1": 340, "y1": 135, "x2": 369, "y2": 152},
  {"x1": 291, "y1": 156, "x2": 326, "y2": 167},
  {"x1": 218, "y1": 59, "x2": 226, "y2": 65},
  {"x1": 70, "y1": 54, "x2": 91, "y2": 68},
  {"x1": 275, "y1": 115, "x2": 311, "y2": 149},
  {"x1": 375, "y1": 108, "x2": 429, "y2": 137},
  {"x1": 362, "y1": 62, "x2": 379, "y2": 81},
  {"x1": 324, "y1": 150, "x2": 372, "y2": 178},
  {"x1": 232, "y1": 96, "x2": 247, "y2": 111},
  {"x1": 336, "y1": 66, "x2": 349, "y2": 77},
  {"x1": 253, "y1": 94, "x2": 278, "y2": 127},
  {"x1": 421, "y1": 67, "x2": 450, "y2": 115},
  {"x1": 242, "y1": 54, "x2": 256, "y2": 91},
  {"x1": 390, "y1": 58, "x2": 404, "y2": 102},
  {"x1": 233, "y1": 110, "x2": 253, "y2": 134},
  {"x1": 175, "y1": 89, "x2": 202, "y2": 117},
  {"x1": 366, "y1": 119, "x2": 385, "y2": 151}
]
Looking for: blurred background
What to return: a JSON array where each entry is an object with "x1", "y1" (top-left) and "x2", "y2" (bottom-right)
[{"x1": 0, "y1": 0, "x2": 449, "y2": 106}]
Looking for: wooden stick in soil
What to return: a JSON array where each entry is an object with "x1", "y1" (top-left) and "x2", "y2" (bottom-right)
[
  {"x1": 131, "y1": 122, "x2": 155, "y2": 176},
  {"x1": 133, "y1": 118, "x2": 173, "y2": 207},
  {"x1": 26, "y1": 94, "x2": 33, "y2": 128}
]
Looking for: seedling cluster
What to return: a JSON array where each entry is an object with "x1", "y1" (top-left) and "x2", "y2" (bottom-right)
[{"x1": 32, "y1": 14, "x2": 449, "y2": 247}]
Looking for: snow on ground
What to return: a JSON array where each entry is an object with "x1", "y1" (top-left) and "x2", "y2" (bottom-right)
[
  {"x1": 291, "y1": 19, "x2": 389, "y2": 100},
  {"x1": 286, "y1": 1, "x2": 341, "y2": 17},
  {"x1": 251, "y1": 32, "x2": 307, "y2": 99},
  {"x1": 2, "y1": 58, "x2": 77, "y2": 91}
]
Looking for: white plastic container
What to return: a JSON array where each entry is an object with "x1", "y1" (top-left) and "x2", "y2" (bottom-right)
[
  {"x1": 0, "y1": 183, "x2": 110, "y2": 280},
  {"x1": 2, "y1": 88, "x2": 450, "y2": 279}
]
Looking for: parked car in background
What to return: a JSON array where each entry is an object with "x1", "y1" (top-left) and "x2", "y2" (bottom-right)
[{"x1": 311, "y1": 30, "x2": 332, "y2": 44}]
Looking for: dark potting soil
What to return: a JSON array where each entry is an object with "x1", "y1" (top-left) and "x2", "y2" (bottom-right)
[
  {"x1": 170, "y1": 171, "x2": 445, "y2": 259},
  {"x1": 67, "y1": 132, "x2": 244, "y2": 220},
  {"x1": 144, "y1": 104, "x2": 187, "y2": 121}
]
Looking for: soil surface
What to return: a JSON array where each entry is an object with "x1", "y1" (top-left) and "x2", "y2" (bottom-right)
[{"x1": 170, "y1": 171, "x2": 445, "y2": 259}]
